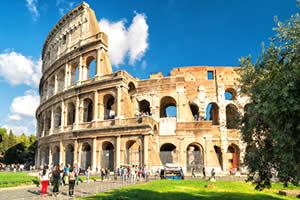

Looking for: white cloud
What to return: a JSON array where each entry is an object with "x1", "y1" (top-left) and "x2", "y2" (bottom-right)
[
  {"x1": 10, "y1": 90, "x2": 40, "y2": 119},
  {"x1": 56, "y1": 0, "x2": 77, "y2": 16},
  {"x1": 99, "y1": 12, "x2": 149, "y2": 66},
  {"x1": 0, "y1": 51, "x2": 42, "y2": 88},
  {"x1": 2, "y1": 124, "x2": 30, "y2": 135},
  {"x1": 26, "y1": 0, "x2": 39, "y2": 20}
]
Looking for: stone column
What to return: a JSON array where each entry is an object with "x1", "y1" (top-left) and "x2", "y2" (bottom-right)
[
  {"x1": 54, "y1": 73, "x2": 58, "y2": 95},
  {"x1": 35, "y1": 146, "x2": 40, "y2": 168},
  {"x1": 75, "y1": 96, "x2": 80, "y2": 129},
  {"x1": 50, "y1": 107, "x2": 54, "y2": 135},
  {"x1": 78, "y1": 55, "x2": 83, "y2": 82},
  {"x1": 96, "y1": 48, "x2": 102, "y2": 77},
  {"x1": 116, "y1": 136, "x2": 121, "y2": 168},
  {"x1": 74, "y1": 140, "x2": 78, "y2": 165},
  {"x1": 64, "y1": 63, "x2": 69, "y2": 88},
  {"x1": 61, "y1": 100, "x2": 65, "y2": 132},
  {"x1": 93, "y1": 91, "x2": 98, "y2": 120},
  {"x1": 116, "y1": 86, "x2": 122, "y2": 119},
  {"x1": 92, "y1": 138, "x2": 97, "y2": 172},
  {"x1": 143, "y1": 135, "x2": 149, "y2": 166},
  {"x1": 59, "y1": 140, "x2": 64, "y2": 165},
  {"x1": 49, "y1": 147, "x2": 53, "y2": 166}
]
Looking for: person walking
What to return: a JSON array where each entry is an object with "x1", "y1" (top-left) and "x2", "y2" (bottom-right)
[
  {"x1": 74, "y1": 164, "x2": 80, "y2": 185},
  {"x1": 191, "y1": 168, "x2": 196, "y2": 178},
  {"x1": 86, "y1": 166, "x2": 91, "y2": 183},
  {"x1": 202, "y1": 167, "x2": 206, "y2": 179},
  {"x1": 210, "y1": 168, "x2": 216, "y2": 181},
  {"x1": 52, "y1": 165, "x2": 61, "y2": 197},
  {"x1": 39, "y1": 166, "x2": 50, "y2": 196},
  {"x1": 68, "y1": 167, "x2": 76, "y2": 197}
]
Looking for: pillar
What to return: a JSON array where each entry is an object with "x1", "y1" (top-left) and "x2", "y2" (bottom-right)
[
  {"x1": 96, "y1": 48, "x2": 101, "y2": 76},
  {"x1": 75, "y1": 96, "x2": 80, "y2": 129},
  {"x1": 59, "y1": 141, "x2": 64, "y2": 165},
  {"x1": 61, "y1": 100, "x2": 65, "y2": 131},
  {"x1": 74, "y1": 140, "x2": 78, "y2": 165},
  {"x1": 50, "y1": 107, "x2": 54, "y2": 135},
  {"x1": 116, "y1": 86, "x2": 122, "y2": 118},
  {"x1": 92, "y1": 138, "x2": 97, "y2": 171},
  {"x1": 54, "y1": 73, "x2": 58, "y2": 94},
  {"x1": 78, "y1": 55, "x2": 83, "y2": 82},
  {"x1": 143, "y1": 135, "x2": 149, "y2": 166},
  {"x1": 93, "y1": 91, "x2": 98, "y2": 120},
  {"x1": 49, "y1": 147, "x2": 52, "y2": 166},
  {"x1": 116, "y1": 136, "x2": 121, "y2": 168},
  {"x1": 64, "y1": 63, "x2": 69, "y2": 88}
]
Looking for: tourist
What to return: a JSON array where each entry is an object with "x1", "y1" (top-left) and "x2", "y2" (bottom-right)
[
  {"x1": 105, "y1": 168, "x2": 110, "y2": 180},
  {"x1": 202, "y1": 167, "x2": 206, "y2": 179},
  {"x1": 191, "y1": 167, "x2": 196, "y2": 178},
  {"x1": 63, "y1": 164, "x2": 70, "y2": 185},
  {"x1": 68, "y1": 167, "x2": 76, "y2": 197},
  {"x1": 101, "y1": 168, "x2": 105, "y2": 181},
  {"x1": 86, "y1": 166, "x2": 91, "y2": 183},
  {"x1": 52, "y1": 165, "x2": 61, "y2": 197},
  {"x1": 143, "y1": 165, "x2": 149, "y2": 182},
  {"x1": 210, "y1": 168, "x2": 216, "y2": 181},
  {"x1": 74, "y1": 164, "x2": 80, "y2": 185},
  {"x1": 39, "y1": 166, "x2": 50, "y2": 196}
]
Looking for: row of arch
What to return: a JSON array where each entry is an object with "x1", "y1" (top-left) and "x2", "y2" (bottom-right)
[{"x1": 41, "y1": 55, "x2": 97, "y2": 100}]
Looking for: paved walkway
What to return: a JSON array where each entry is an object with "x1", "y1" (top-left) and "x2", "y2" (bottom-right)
[{"x1": 0, "y1": 179, "x2": 139, "y2": 200}]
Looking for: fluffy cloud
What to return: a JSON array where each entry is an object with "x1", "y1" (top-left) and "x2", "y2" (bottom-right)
[
  {"x1": 99, "y1": 12, "x2": 149, "y2": 66},
  {"x1": 26, "y1": 0, "x2": 39, "y2": 20},
  {"x1": 0, "y1": 51, "x2": 42, "y2": 88},
  {"x1": 10, "y1": 90, "x2": 40, "y2": 119}
]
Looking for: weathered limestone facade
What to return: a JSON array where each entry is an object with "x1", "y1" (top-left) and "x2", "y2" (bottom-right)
[{"x1": 36, "y1": 2, "x2": 248, "y2": 175}]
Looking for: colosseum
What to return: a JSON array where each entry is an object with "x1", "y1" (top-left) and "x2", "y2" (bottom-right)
[{"x1": 35, "y1": 2, "x2": 248, "y2": 175}]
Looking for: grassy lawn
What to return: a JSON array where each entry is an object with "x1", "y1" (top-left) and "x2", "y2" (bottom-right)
[
  {"x1": 0, "y1": 172, "x2": 38, "y2": 188},
  {"x1": 82, "y1": 179, "x2": 300, "y2": 200}
]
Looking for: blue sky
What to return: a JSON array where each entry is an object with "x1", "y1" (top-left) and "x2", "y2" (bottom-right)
[{"x1": 0, "y1": 0, "x2": 298, "y2": 135}]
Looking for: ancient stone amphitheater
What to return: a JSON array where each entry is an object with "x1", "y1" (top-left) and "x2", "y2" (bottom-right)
[{"x1": 35, "y1": 2, "x2": 248, "y2": 175}]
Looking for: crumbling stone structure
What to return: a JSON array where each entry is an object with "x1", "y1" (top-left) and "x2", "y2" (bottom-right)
[{"x1": 36, "y1": 2, "x2": 248, "y2": 175}]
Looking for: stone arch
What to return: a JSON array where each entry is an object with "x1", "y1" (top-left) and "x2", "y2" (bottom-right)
[
  {"x1": 45, "y1": 110, "x2": 52, "y2": 132},
  {"x1": 227, "y1": 144, "x2": 240, "y2": 171},
  {"x1": 101, "y1": 141, "x2": 114, "y2": 171},
  {"x1": 52, "y1": 145, "x2": 60, "y2": 165},
  {"x1": 57, "y1": 68, "x2": 65, "y2": 93},
  {"x1": 67, "y1": 102, "x2": 76, "y2": 125},
  {"x1": 81, "y1": 143, "x2": 91, "y2": 170},
  {"x1": 43, "y1": 81, "x2": 48, "y2": 99},
  {"x1": 160, "y1": 96, "x2": 177, "y2": 118},
  {"x1": 65, "y1": 144, "x2": 74, "y2": 166},
  {"x1": 86, "y1": 56, "x2": 96, "y2": 79},
  {"x1": 214, "y1": 145, "x2": 223, "y2": 170},
  {"x1": 40, "y1": 145, "x2": 49, "y2": 166},
  {"x1": 138, "y1": 99, "x2": 151, "y2": 116},
  {"x1": 83, "y1": 98, "x2": 93, "y2": 122},
  {"x1": 160, "y1": 143, "x2": 177, "y2": 165},
  {"x1": 128, "y1": 82, "x2": 136, "y2": 96},
  {"x1": 186, "y1": 143, "x2": 204, "y2": 172},
  {"x1": 103, "y1": 94, "x2": 116, "y2": 120},
  {"x1": 189, "y1": 102, "x2": 200, "y2": 121},
  {"x1": 54, "y1": 106, "x2": 62, "y2": 128},
  {"x1": 226, "y1": 103, "x2": 240, "y2": 129},
  {"x1": 205, "y1": 102, "x2": 220, "y2": 125},
  {"x1": 70, "y1": 62, "x2": 79, "y2": 84},
  {"x1": 225, "y1": 88, "x2": 237, "y2": 100},
  {"x1": 125, "y1": 140, "x2": 141, "y2": 166},
  {"x1": 48, "y1": 76, "x2": 55, "y2": 96}
]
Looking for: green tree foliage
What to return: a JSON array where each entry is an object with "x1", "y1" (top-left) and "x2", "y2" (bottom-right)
[
  {"x1": 0, "y1": 128, "x2": 36, "y2": 164},
  {"x1": 239, "y1": 12, "x2": 300, "y2": 189}
]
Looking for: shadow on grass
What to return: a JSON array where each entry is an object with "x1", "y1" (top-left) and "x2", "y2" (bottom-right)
[{"x1": 83, "y1": 189, "x2": 284, "y2": 200}]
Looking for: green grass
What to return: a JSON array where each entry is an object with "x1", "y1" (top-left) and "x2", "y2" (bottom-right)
[
  {"x1": 82, "y1": 180, "x2": 300, "y2": 200},
  {"x1": 0, "y1": 172, "x2": 38, "y2": 188}
]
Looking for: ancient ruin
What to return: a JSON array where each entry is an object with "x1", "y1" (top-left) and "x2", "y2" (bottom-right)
[{"x1": 35, "y1": 2, "x2": 248, "y2": 174}]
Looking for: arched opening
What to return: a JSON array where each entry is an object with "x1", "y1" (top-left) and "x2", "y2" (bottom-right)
[
  {"x1": 125, "y1": 140, "x2": 141, "y2": 166},
  {"x1": 214, "y1": 145, "x2": 223, "y2": 170},
  {"x1": 70, "y1": 62, "x2": 79, "y2": 85},
  {"x1": 138, "y1": 99, "x2": 151, "y2": 116},
  {"x1": 83, "y1": 98, "x2": 93, "y2": 122},
  {"x1": 128, "y1": 82, "x2": 136, "y2": 96},
  {"x1": 45, "y1": 111, "x2": 51, "y2": 133},
  {"x1": 101, "y1": 142, "x2": 114, "y2": 171},
  {"x1": 189, "y1": 102, "x2": 200, "y2": 121},
  {"x1": 225, "y1": 88, "x2": 237, "y2": 100},
  {"x1": 227, "y1": 144, "x2": 240, "y2": 172},
  {"x1": 205, "y1": 103, "x2": 220, "y2": 125},
  {"x1": 52, "y1": 146, "x2": 60, "y2": 165},
  {"x1": 65, "y1": 144, "x2": 74, "y2": 166},
  {"x1": 67, "y1": 102, "x2": 76, "y2": 125},
  {"x1": 57, "y1": 69, "x2": 65, "y2": 93},
  {"x1": 160, "y1": 96, "x2": 177, "y2": 118},
  {"x1": 226, "y1": 104, "x2": 240, "y2": 129},
  {"x1": 186, "y1": 143, "x2": 204, "y2": 172},
  {"x1": 48, "y1": 76, "x2": 55, "y2": 96},
  {"x1": 160, "y1": 143, "x2": 177, "y2": 165},
  {"x1": 81, "y1": 143, "x2": 91, "y2": 170},
  {"x1": 87, "y1": 56, "x2": 96, "y2": 79},
  {"x1": 54, "y1": 107, "x2": 62, "y2": 128},
  {"x1": 40, "y1": 146, "x2": 49, "y2": 166},
  {"x1": 104, "y1": 94, "x2": 116, "y2": 120}
]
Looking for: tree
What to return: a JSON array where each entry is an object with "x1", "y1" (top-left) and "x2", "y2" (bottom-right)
[
  {"x1": 0, "y1": 128, "x2": 8, "y2": 153},
  {"x1": 239, "y1": 12, "x2": 300, "y2": 189},
  {"x1": 7, "y1": 130, "x2": 16, "y2": 148}
]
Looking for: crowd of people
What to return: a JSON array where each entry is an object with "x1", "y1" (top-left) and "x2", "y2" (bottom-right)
[
  {"x1": 0, "y1": 163, "x2": 35, "y2": 172},
  {"x1": 114, "y1": 165, "x2": 150, "y2": 183}
]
